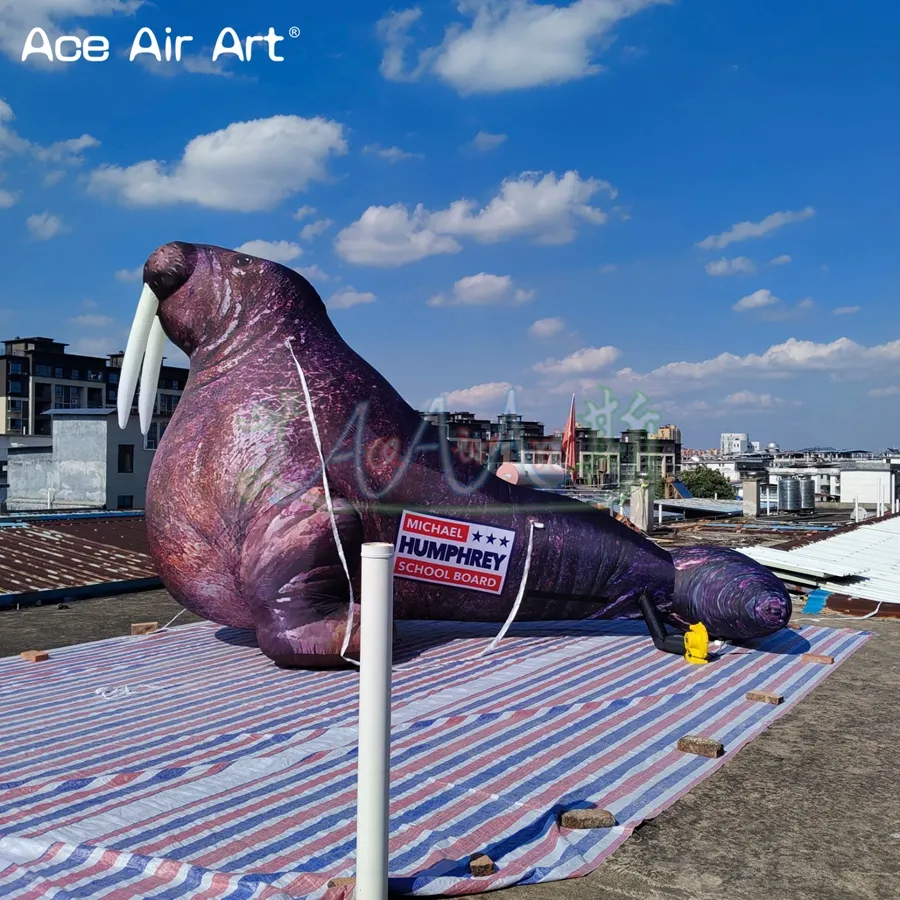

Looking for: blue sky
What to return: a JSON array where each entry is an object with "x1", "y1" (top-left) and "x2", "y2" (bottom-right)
[{"x1": 1, "y1": 0, "x2": 899, "y2": 450}]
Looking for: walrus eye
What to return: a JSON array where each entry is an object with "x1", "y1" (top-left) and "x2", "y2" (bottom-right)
[{"x1": 234, "y1": 255, "x2": 252, "y2": 267}]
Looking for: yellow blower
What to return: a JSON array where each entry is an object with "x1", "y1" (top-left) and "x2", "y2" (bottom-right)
[{"x1": 684, "y1": 622, "x2": 709, "y2": 665}]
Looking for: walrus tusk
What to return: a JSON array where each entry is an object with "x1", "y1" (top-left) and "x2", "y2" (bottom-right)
[
  {"x1": 139, "y1": 318, "x2": 167, "y2": 435},
  {"x1": 118, "y1": 283, "x2": 159, "y2": 430}
]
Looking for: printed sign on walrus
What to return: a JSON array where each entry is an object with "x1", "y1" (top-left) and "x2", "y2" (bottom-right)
[{"x1": 393, "y1": 511, "x2": 516, "y2": 595}]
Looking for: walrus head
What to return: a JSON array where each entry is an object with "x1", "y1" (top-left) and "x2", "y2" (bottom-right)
[{"x1": 117, "y1": 241, "x2": 325, "y2": 435}]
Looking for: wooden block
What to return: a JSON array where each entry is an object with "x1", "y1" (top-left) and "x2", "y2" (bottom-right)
[
  {"x1": 745, "y1": 690, "x2": 784, "y2": 705},
  {"x1": 20, "y1": 650, "x2": 49, "y2": 662},
  {"x1": 469, "y1": 854, "x2": 494, "y2": 877},
  {"x1": 677, "y1": 735, "x2": 724, "y2": 758},
  {"x1": 802, "y1": 652, "x2": 834, "y2": 665},
  {"x1": 327, "y1": 876, "x2": 355, "y2": 889},
  {"x1": 131, "y1": 622, "x2": 158, "y2": 636},
  {"x1": 560, "y1": 807, "x2": 616, "y2": 829}
]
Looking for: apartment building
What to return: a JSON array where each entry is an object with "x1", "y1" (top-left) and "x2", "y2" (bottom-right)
[{"x1": 0, "y1": 337, "x2": 188, "y2": 440}]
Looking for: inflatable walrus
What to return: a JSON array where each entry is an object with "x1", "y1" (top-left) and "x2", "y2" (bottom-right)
[{"x1": 117, "y1": 242, "x2": 791, "y2": 667}]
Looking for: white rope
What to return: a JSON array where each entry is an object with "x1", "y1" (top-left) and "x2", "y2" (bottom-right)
[
  {"x1": 481, "y1": 521, "x2": 542, "y2": 655},
  {"x1": 286, "y1": 339, "x2": 359, "y2": 667}
]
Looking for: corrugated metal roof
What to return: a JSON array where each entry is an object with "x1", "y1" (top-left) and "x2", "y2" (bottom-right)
[
  {"x1": 0, "y1": 518, "x2": 157, "y2": 597},
  {"x1": 738, "y1": 516, "x2": 900, "y2": 605}
]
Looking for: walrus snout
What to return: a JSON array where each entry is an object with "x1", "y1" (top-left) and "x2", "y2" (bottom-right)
[{"x1": 144, "y1": 241, "x2": 197, "y2": 302}]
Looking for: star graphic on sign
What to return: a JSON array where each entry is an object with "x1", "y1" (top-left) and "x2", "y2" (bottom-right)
[
  {"x1": 486, "y1": 533, "x2": 496, "y2": 544},
  {"x1": 500, "y1": 536, "x2": 509, "y2": 547},
  {"x1": 472, "y1": 531, "x2": 482, "y2": 542}
]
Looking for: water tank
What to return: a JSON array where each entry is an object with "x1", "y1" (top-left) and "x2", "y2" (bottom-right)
[
  {"x1": 799, "y1": 476, "x2": 815, "y2": 510},
  {"x1": 496, "y1": 463, "x2": 567, "y2": 488},
  {"x1": 777, "y1": 476, "x2": 802, "y2": 511}
]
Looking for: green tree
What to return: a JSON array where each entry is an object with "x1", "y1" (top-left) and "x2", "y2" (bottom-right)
[{"x1": 679, "y1": 466, "x2": 736, "y2": 500}]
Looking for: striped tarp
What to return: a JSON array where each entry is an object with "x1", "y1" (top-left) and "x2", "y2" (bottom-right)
[{"x1": 0, "y1": 620, "x2": 869, "y2": 899}]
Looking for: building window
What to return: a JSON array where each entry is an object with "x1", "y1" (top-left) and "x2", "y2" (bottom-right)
[
  {"x1": 8, "y1": 399, "x2": 22, "y2": 411},
  {"x1": 108, "y1": 371, "x2": 118, "y2": 384},
  {"x1": 158, "y1": 393, "x2": 179, "y2": 415},
  {"x1": 8, "y1": 418, "x2": 21, "y2": 430},
  {"x1": 88, "y1": 370, "x2": 103, "y2": 382},
  {"x1": 71, "y1": 369, "x2": 80, "y2": 380},
  {"x1": 108, "y1": 387, "x2": 117, "y2": 401},
  {"x1": 144, "y1": 421, "x2": 168, "y2": 451},
  {"x1": 35, "y1": 364, "x2": 51, "y2": 377},
  {"x1": 118, "y1": 444, "x2": 134, "y2": 474},
  {"x1": 8, "y1": 361, "x2": 21, "y2": 374},
  {"x1": 116, "y1": 495, "x2": 134, "y2": 510},
  {"x1": 8, "y1": 380, "x2": 21, "y2": 394},
  {"x1": 54, "y1": 367, "x2": 63, "y2": 378}
]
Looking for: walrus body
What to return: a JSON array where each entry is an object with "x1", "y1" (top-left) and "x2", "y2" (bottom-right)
[{"x1": 121, "y1": 242, "x2": 791, "y2": 667}]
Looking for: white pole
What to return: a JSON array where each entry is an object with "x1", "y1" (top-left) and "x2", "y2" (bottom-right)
[{"x1": 356, "y1": 542, "x2": 394, "y2": 900}]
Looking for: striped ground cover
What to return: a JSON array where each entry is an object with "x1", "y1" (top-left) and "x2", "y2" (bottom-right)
[{"x1": 0, "y1": 620, "x2": 869, "y2": 899}]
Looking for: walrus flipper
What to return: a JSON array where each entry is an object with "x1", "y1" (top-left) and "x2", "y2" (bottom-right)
[{"x1": 239, "y1": 486, "x2": 363, "y2": 668}]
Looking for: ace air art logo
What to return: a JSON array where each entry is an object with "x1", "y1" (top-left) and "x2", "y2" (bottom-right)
[{"x1": 393, "y1": 511, "x2": 516, "y2": 596}]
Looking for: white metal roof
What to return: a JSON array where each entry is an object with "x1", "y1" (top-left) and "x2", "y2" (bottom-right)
[{"x1": 738, "y1": 516, "x2": 900, "y2": 605}]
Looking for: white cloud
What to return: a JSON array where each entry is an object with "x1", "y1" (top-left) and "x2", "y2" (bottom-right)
[
  {"x1": 81, "y1": 299, "x2": 98, "y2": 310},
  {"x1": 437, "y1": 381, "x2": 514, "y2": 411},
  {"x1": 770, "y1": 254, "x2": 792, "y2": 265},
  {"x1": 234, "y1": 240, "x2": 303, "y2": 264},
  {"x1": 698, "y1": 207, "x2": 815, "y2": 250},
  {"x1": 335, "y1": 170, "x2": 613, "y2": 266},
  {"x1": 293, "y1": 205, "x2": 317, "y2": 221},
  {"x1": 759, "y1": 297, "x2": 814, "y2": 322},
  {"x1": 294, "y1": 263, "x2": 330, "y2": 283},
  {"x1": 32, "y1": 134, "x2": 100, "y2": 165},
  {"x1": 705, "y1": 256, "x2": 756, "y2": 276},
  {"x1": 533, "y1": 345, "x2": 621, "y2": 375},
  {"x1": 427, "y1": 273, "x2": 534, "y2": 307},
  {"x1": 614, "y1": 336, "x2": 900, "y2": 390},
  {"x1": 300, "y1": 218, "x2": 333, "y2": 240},
  {"x1": 721, "y1": 390, "x2": 794, "y2": 409},
  {"x1": 470, "y1": 131, "x2": 507, "y2": 152},
  {"x1": 362, "y1": 143, "x2": 423, "y2": 163},
  {"x1": 114, "y1": 266, "x2": 143, "y2": 282},
  {"x1": 71, "y1": 314, "x2": 115, "y2": 327},
  {"x1": 529, "y1": 316, "x2": 565, "y2": 338},
  {"x1": 377, "y1": 0, "x2": 667, "y2": 94},
  {"x1": 733, "y1": 288, "x2": 779, "y2": 312},
  {"x1": 328, "y1": 287, "x2": 376, "y2": 309},
  {"x1": 834, "y1": 305, "x2": 860, "y2": 315},
  {"x1": 0, "y1": 0, "x2": 142, "y2": 62},
  {"x1": 130, "y1": 46, "x2": 236, "y2": 78},
  {"x1": 869, "y1": 386, "x2": 900, "y2": 398},
  {"x1": 87, "y1": 115, "x2": 348, "y2": 212},
  {"x1": 26, "y1": 211, "x2": 66, "y2": 240},
  {"x1": 0, "y1": 99, "x2": 99, "y2": 206},
  {"x1": 377, "y1": 8, "x2": 426, "y2": 81},
  {"x1": 43, "y1": 170, "x2": 65, "y2": 187},
  {"x1": 335, "y1": 204, "x2": 462, "y2": 266}
]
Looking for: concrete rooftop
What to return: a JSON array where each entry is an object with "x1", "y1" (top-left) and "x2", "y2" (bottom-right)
[{"x1": 0, "y1": 591, "x2": 896, "y2": 900}]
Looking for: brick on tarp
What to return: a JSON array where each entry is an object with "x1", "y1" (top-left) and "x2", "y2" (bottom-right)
[
  {"x1": 327, "y1": 876, "x2": 355, "y2": 889},
  {"x1": 560, "y1": 807, "x2": 616, "y2": 829},
  {"x1": 677, "y1": 735, "x2": 724, "y2": 758},
  {"x1": 20, "y1": 650, "x2": 49, "y2": 662},
  {"x1": 469, "y1": 854, "x2": 494, "y2": 877},
  {"x1": 802, "y1": 653, "x2": 834, "y2": 665},
  {"x1": 745, "y1": 690, "x2": 784, "y2": 705},
  {"x1": 131, "y1": 622, "x2": 159, "y2": 635}
]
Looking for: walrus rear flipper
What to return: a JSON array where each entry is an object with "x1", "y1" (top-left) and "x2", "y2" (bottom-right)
[{"x1": 240, "y1": 486, "x2": 363, "y2": 668}]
